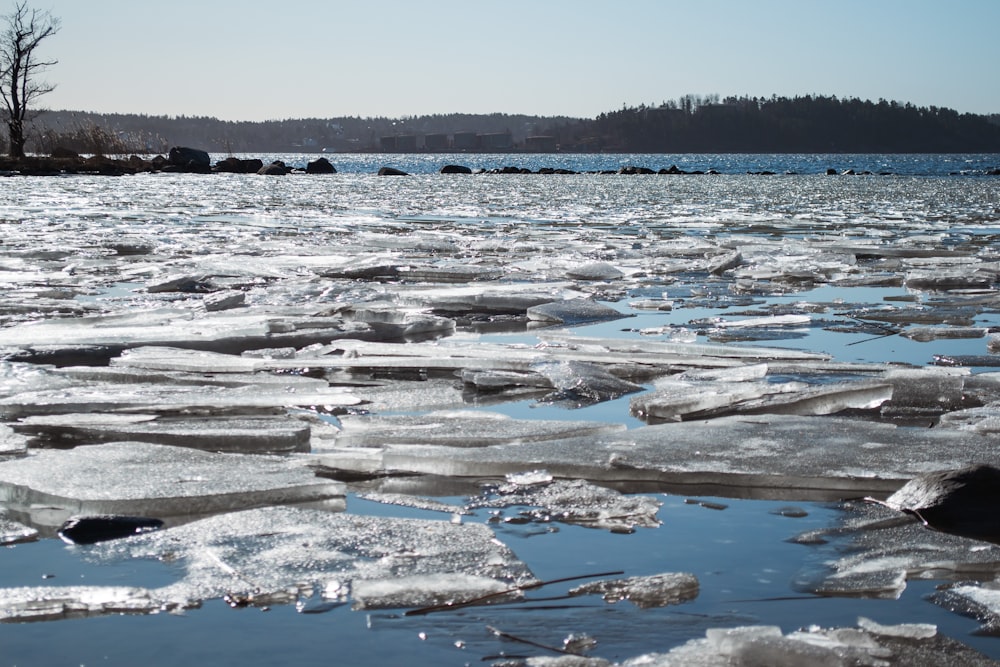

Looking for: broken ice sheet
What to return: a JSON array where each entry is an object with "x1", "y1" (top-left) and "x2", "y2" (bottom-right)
[
  {"x1": 467, "y1": 474, "x2": 661, "y2": 533},
  {"x1": 0, "y1": 381, "x2": 361, "y2": 419},
  {"x1": 0, "y1": 586, "x2": 173, "y2": 622},
  {"x1": 0, "y1": 442, "x2": 346, "y2": 528},
  {"x1": 532, "y1": 360, "x2": 645, "y2": 406},
  {"x1": 328, "y1": 414, "x2": 1000, "y2": 499},
  {"x1": 0, "y1": 512, "x2": 37, "y2": 545},
  {"x1": 640, "y1": 620, "x2": 995, "y2": 667},
  {"x1": 569, "y1": 572, "x2": 699, "y2": 608},
  {"x1": 337, "y1": 411, "x2": 624, "y2": 448},
  {"x1": 14, "y1": 413, "x2": 313, "y2": 454},
  {"x1": 87, "y1": 506, "x2": 537, "y2": 613},
  {"x1": 791, "y1": 500, "x2": 1000, "y2": 600}
]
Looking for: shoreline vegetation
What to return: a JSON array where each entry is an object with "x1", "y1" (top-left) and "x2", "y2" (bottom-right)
[{"x1": 18, "y1": 95, "x2": 1000, "y2": 157}]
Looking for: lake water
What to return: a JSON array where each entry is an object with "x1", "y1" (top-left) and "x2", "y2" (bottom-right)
[{"x1": 1, "y1": 153, "x2": 1000, "y2": 665}]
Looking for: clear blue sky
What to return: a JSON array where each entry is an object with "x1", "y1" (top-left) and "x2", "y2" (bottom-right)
[{"x1": 27, "y1": 0, "x2": 1000, "y2": 121}]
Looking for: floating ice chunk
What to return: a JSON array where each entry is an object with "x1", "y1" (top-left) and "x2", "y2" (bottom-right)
[
  {"x1": 202, "y1": 290, "x2": 246, "y2": 312},
  {"x1": 717, "y1": 379, "x2": 893, "y2": 418},
  {"x1": 901, "y1": 326, "x2": 987, "y2": 342},
  {"x1": 880, "y1": 368, "x2": 967, "y2": 417},
  {"x1": 91, "y1": 506, "x2": 536, "y2": 613},
  {"x1": 352, "y1": 573, "x2": 515, "y2": 610},
  {"x1": 0, "y1": 424, "x2": 28, "y2": 459},
  {"x1": 0, "y1": 586, "x2": 172, "y2": 622},
  {"x1": 649, "y1": 621, "x2": 986, "y2": 667},
  {"x1": 856, "y1": 616, "x2": 936, "y2": 639},
  {"x1": 931, "y1": 583, "x2": 1000, "y2": 635},
  {"x1": 631, "y1": 379, "x2": 807, "y2": 421},
  {"x1": 355, "y1": 492, "x2": 468, "y2": 516},
  {"x1": 0, "y1": 308, "x2": 379, "y2": 356},
  {"x1": 707, "y1": 249, "x2": 743, "y2": 275},
  {"x1": 905, "y1": 271, "x2": 994, "y2": 291},
  {"x1": 333, "y1": 411, "x2": 625, "y2": 449},
  {"x1": 0, "y1": 381, "x2": 360, "y2": 419},
  {"x1": 355, "y1": 414, "x2": 1000, "y2": 497},
  {"x1": 532, "y1": 360, "x2": 645, "y2": 405},
  {"x1": 389, "y1": 282, "x2": 580, "y2": 314},
  {"x1": 506, "y1": 469, "x2": 554, "y2": 486},
  {"x1": 468, "y1": 478, "x2": 661, "y2": 532},
  {"x1": 792, "y1": 500, "x2": 1000, "y2": 601},
  {"x1": 0, "y1": 513, "x2": 37, "y2": 545},
  {"x1": 15, "y1": 414, "x2": 312, "y2": 453},
  {"x1": 714, "y1": 314, "x2": 812, "y2": 328},
  {"x1": 565, "y1": 262, "x2": 624, "y2": 281},
  {"x1": 569, "y1": 572, "x2": 698, "y2": 608},
  {"x1": 0, "y1": 442, "x2": 345, "y2": 527},
  {"x1": 675, "y1": 362, "x2": 769, "y2": 382},
  {"x1": 527, "y1": 299, "x2": 628, "y2": 325}
]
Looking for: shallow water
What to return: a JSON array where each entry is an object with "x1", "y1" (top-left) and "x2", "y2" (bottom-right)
[{"x1": 1, "y1": 154, "x2": 1000, "y2": 665}]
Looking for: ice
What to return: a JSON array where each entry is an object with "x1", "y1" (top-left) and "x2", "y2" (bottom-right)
[
  {"x1": 324, "y1": 413, "x2": 1000, "y2": 498},
  {"x1": 880, "y1": 368, "x2": 968, "y2": 417},
  {"x1": 565, "y1": 262, "x2": 624, "y2": 281},
  {"x1": 633, "y1": 622, "x2": 991, "y2": 667},
  {"x1": 0, "y1": 586, "x2": 172, "y2": 622},
  {"x1": 333, "y1": 411, "x2": 624, "y2": 449},
  {"x1": 0, "y1": 424, "x2": 27, "y2": 459},
  {"x1": 0, "y1": 512, "x2": 37, "y2": 545},
  {"x1": 87, "y1": 505, "x2": 537, "y2": 613},
  {"x1": 527, "y1": 299, "x2": 630, "y2": 325},
  {"x1": 791, "y1": 500, "x2": 1000, "y2": 600},
  {"x1": 856, "y1": 616, "x2": 937, "y2": 640},
  {"x1": 931, "y1": 582, "x2": 1000, "y2": 635},
  {"x1": 569, "y1": 573, "x2": 699, "y2": 608},
  {"x1": 0, "y1": 381, "x2": 360, "y2": 418},
  {"x1": 901, "y1": 326, "x2": 987, "y2": 342},
  {"x1": 0, "y1": 442, "x2": 346, "y2": 528},
  {"x1": 0, "y1": 307, "x2": 396, "y2": 357},
  {"x1": 467, "y1": 477, "x2": 661, "y2": 533},
  {"x1": 14, "y1": 414, "x2": 312, "y2": 453},
  {"x1": 532, "y1": 360, "x2": 645, "y2": 405},
  {"x1": 351, "y1": 573, "x2": 514, "y2": 610}
]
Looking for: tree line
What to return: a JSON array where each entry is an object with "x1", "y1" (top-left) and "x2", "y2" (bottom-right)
[{"x1": 571, "y1": 95, "x2": 1000, "y2": 153}]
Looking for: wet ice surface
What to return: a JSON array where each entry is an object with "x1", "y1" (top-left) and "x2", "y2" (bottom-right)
[{"x1": 2, "y1": 167, "x2": 1000, "y2": 664}]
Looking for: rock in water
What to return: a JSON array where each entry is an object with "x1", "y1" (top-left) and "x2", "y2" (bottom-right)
[
  {"x1": 884, "y1": 464, "x2": 1000, "y2": 543},
  {"x1": 58, "y1": 515, "x2": 164, "y2": 545}
]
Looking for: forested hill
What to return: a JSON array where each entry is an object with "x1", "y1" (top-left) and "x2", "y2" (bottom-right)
[
  {"x1": 580, "y1": 95, "x2": 1000, "y2": 153},
  {"x1": 29, "y1": 95, "x2": 1000, "y2": 154}
]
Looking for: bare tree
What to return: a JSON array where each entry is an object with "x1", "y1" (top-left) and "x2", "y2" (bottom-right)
[{"x1": 0, "y1": 1, "x2": 59, "y2": 157}]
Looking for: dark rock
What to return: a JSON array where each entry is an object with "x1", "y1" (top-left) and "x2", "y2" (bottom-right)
[
  {"x1": 440, "y1": 164, "x2": 472, "y2": 174},
  {"x1": 50, "y1": 146, "x2": 79, "y2": 159},
  {"x1": 619, "y1": 165, "x2": 655, "y2": 175},
  {"x1": 883, "y1": 464, "x2": 1000, "y2": 543},
  {"x1": 167, "y1": 146, "x2": 211, "y2": 170},
  {"x1": 659, "y1": 165, "x2": 688, "y2": 175},
  {"x1": 377, "y1": 167, "x2": 408, "y2": 176},
  {"x1": 826, "y1": 168, "x2": 838, "y2": 175},
  {"x1": 58, "y1": 515, "x2": 164, "y2": 545},
  {"x1": 215, "y1": 156, "x2": 264, "y2": 174},
  {"x1": 258, "y1": 160, "x2": 290, "y2": 175},
  {"x1": 306, "y1": 157, "x2": 336, "y2": 174}
]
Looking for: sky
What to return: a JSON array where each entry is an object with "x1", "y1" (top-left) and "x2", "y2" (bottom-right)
[{"x1": 21, "y1": 0, "x2": 1000, "y2": 122}]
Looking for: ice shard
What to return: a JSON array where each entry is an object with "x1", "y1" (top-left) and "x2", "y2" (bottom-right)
[
  {"x1": 568, "y1": 572, "x2": 699, "y2": 608},
  {"x1": 0, "y1": 442, "x2": 346, "y2": 528},
  {"x1": 467, "y1": 475, "x2": 661, "y2": 532},
  {"x1": 88, "y1": 506, "x2": 537, "y2": 613}
]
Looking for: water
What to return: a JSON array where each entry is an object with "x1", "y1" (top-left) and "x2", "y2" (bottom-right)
[{"x1": 1, "y1": 153, "x2": 1000, "y2": 665}]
